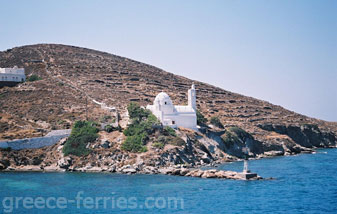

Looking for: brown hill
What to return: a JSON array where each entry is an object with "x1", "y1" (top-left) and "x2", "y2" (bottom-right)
[{"x1": 0, "y1": 44, "x2": 336, "y2": 150}]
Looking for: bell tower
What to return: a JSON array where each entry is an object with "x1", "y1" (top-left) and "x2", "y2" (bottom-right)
[{"x1": 188, "y1": 83, "x2": 196, "y2": 111}]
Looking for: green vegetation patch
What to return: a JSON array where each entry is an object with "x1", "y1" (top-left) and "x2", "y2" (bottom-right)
[
  {"x1": 152, "y1": 142, "x2": 165, "y2": 149},
  {"x1": 27, "y1": 74, "x2": 42, "y2": 82},
  {"x1": 162, "y1": 126, "x2": 177, "y2": 137},
  {"x1": 196, "y1": 110, "x2": 207, "y2": 125},
  {"x1": 63, "y1": 120, "x2": 99, "y2": 156},
  {"x1": 121, "y1": 102, "x2": 160, "y2": 153},
  {"x1": 221, "y1": 126, "x2": 252, "y2": 147},
  {"x1": 210, "y1": 116, "x2": 224, "y2": 128}
]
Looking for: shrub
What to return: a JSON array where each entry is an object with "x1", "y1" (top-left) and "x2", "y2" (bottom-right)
[
  {"x1": 162, "y1": 126, "x2": 176, "y2": 136},
  {"x1": 100, "y1": 115, "x2": 112, "y2": 123},
  {"x1": 210, "y1": 116, "x2": 224, "y2": 128},
  {"x1": 152, "y1": 142, "x2": 165, "y2": 149},
  {"x1": 196, "y1": 110, "x2": 207, "y2": 125},
  {"x1": 121, "y1": 135, "x2": 148, "y2": 153},
  {"x1": 63, "y1": 120, "x2": 99, "y2": 156},
  {"x1": 168, "y1": 137, "x2": 185, "y2": 146},
  {"x1": 127, "y1": 102, "x2": 150, "y2": 123},
  {"x1": 27, "y1": 74, "x2": 42, "y2": 82},
  {"x1": 104, "y1": 125, "x2": 115, "y2": 133},
  {"x1": 157, "y1": 135, "x2": 168, "y2": 144},
  {"x1": 221, "y1": 126, "x2": 251, "y2": 147},
  {"x1": 155, "y1": 135, "x2": 185, "y2": 147}
]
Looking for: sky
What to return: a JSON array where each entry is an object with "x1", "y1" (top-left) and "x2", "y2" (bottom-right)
[{"x1": 0, "y1": 0, "x2": 336, "y2": 121}]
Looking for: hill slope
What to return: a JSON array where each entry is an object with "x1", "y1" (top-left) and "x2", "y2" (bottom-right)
[{"x1": 0, "y1": 44, "x2": 336, "y2": 151}]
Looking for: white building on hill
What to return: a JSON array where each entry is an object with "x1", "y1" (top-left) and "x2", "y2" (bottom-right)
[
  {"x1": 0, "y1": 66, "x2": 25, "y2": 83},
  {"x1": 147, "y1": 84, "x2": 197, "y2": 130}
]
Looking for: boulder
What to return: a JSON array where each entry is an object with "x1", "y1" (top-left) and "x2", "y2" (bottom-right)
[
  {"x1": 57, "y1": 157, "x2": 72, "y2": 169},
  {"x1": 122, "y1": 168, "x2": 137, "y2": 174},
  {"x1": 44, "y1": 165, "x2": 60, "y2": 172},
  {"x1": 59, "y1": 138, "x2": 67, "y2": 145},
  {"x1": 264, "y1": 150, "x2": 284, "y2": 156},
  {"x1": 158, "y1": 167, "x2": 175, "y2": 175},
  {"x1": 185, "y1": 169, "x2": 204, "y2": 177},
  {"x1": 0, "y1": 159, "x2": 10, "y2": 170},
  {"x1": 179, "y1": 168, "x2": 190, "y2": 176},
  {"x1": 214, "y1": 171, "x2": 227, "y2": 178},
  {"x1": 100, "y1": 140, "x2": 111, "y2": 149},
  {"x1": 0, "y1": 162, "x2": 7, "y2": 170},
  {"x1": 201, "y1": 170, "x2": 217, "y2": 178},
  {"x1": 143, "y1": 166, "x2": 158, "y2": 174}
]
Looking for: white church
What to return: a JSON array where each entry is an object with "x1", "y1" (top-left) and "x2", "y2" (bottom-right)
[{"x1": 147, "y1": 84, "x2": 197, "y2": 130}]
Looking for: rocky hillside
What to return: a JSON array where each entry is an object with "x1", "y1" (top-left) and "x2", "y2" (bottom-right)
[{"x1": 0, "y1": 44, "x2": 336, "y2": 155}]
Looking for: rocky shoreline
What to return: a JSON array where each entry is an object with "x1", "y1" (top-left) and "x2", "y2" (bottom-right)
[{"x1": 2, "y1": 164, "x2": 264, "y2": 181}]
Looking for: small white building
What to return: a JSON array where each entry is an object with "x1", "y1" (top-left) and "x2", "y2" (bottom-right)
[
  {"x1": 0, "y1": 66, "x2": 25, "y2": 82},
  {"x1": 147, "y1": 84, "x2": 197, "y2": 130}
]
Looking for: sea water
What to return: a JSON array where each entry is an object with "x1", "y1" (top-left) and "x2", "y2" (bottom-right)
[{"x1": 0, "y1": 148, "x2": 336, "y2": 213}]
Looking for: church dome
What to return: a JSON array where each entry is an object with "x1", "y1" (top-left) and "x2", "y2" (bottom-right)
[{"x1": 154, "y1": 92, "x2": 173, "y2": 106}]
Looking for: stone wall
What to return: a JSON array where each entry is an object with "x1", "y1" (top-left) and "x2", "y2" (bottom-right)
[{"x1": 0, "y1": 129, "x2": 71, "y2": 150}]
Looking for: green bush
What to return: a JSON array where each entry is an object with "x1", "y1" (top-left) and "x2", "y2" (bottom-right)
[
  {"x1": 104, "y1": 125, "x2": 113, "y2": 133},
  {"x1": 127, "y1": 102, "x2": 150, "y2": 122},
  {"x1": 152, "y1": 142, "x2": 165, "y2": 149},
  {"x1": 63, "y1": 120, "x2": 99, "y2": 156},
  {"x1": 168, "y1": 137, "x2": 185, "y2": 146},
  {"x1": 27, "y1": 74, "x2": 42, "y2": 82},
  {"x1": 100, "y1": 115, "x2": 112, "y2": 123},
  {"x1": 221, "y1": 126, "x2": 251, "y2": 147},
  {"x1": 162, "y1": 126, "x2": 176, "y2": 136},
  {"x1": 122, "y1": 103, "x2": 160, "y2": 152},
  {"x1": 155, "y1": 135, "x2": 185, "y2": 147},
  {"x1": 210, "y1": 116, "x2": 224, "y2": 128},
  {"x1": 121, "y1": 135, "x2": 148, "y2": 153},
  {"x1": 196, "y1": 110, "x2": 207, "y2": 125},
  {"x1": 104, "y1": 124, "x2": 121, "y2": 133}
]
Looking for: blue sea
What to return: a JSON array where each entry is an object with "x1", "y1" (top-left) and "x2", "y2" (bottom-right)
[{"x1": 0, "y1": 149, "x2": 336, "y2": 213}]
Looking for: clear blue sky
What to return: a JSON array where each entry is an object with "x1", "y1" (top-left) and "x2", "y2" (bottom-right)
[{"x1": 1, "y1": 0, "x2": 336, "y2": 121}]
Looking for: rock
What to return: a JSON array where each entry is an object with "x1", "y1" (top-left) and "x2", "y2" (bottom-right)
[
  {"x1": 100, "y1": 139, "x2": 111, "y2": 149},
  {"x1": 179, "y1": 168, "x2": 190, "y2": 176},
  {"x1": 201, "y1": 170, "x2": 217, "y2": 178},
  {"x1": 85, "y1": 167, "x2": 103, "y2": 172},
  {"x1": 158, "y1": 167, "x2": 175, "y2": 175},
  {"x1": 59, "y1": 138, "x2": 67, "y2": 145},
  {"x1": 122, "y1": 168, "x2": 137, "y2": 174},
  {"x1": 57, "y1": 157, "x2": 72, "y2": 169},
  {"x1": 186, "y1": 169, "x2": 204, "y2": 177},
  {"x1": 44, "y1": 165, "x2": 60, "y2": 172},
  {"x1": 264, "y1": 151, "x2": 284, "y2": 156},
  {"x1": 0, "y1": 159, "x2": 10, "y2": 170},
  {"x1": 214, "y1": 171, "x2": 227, "y2": 178},
  {"x1": 19, "y1": 165, "x2": 42, "y2": 171},
  {"x1": 0, "y1": 162, "x2": 7, "y2": 170},
  {"x1": 143, "y1": 166, "x2": 158, "y2": 174},
  {"x1": 57, "y1": 145, "x2": 63, "y2": 151},
  {"x1": 109, "y1": 165, "x2": 116, "y2": 172}
]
